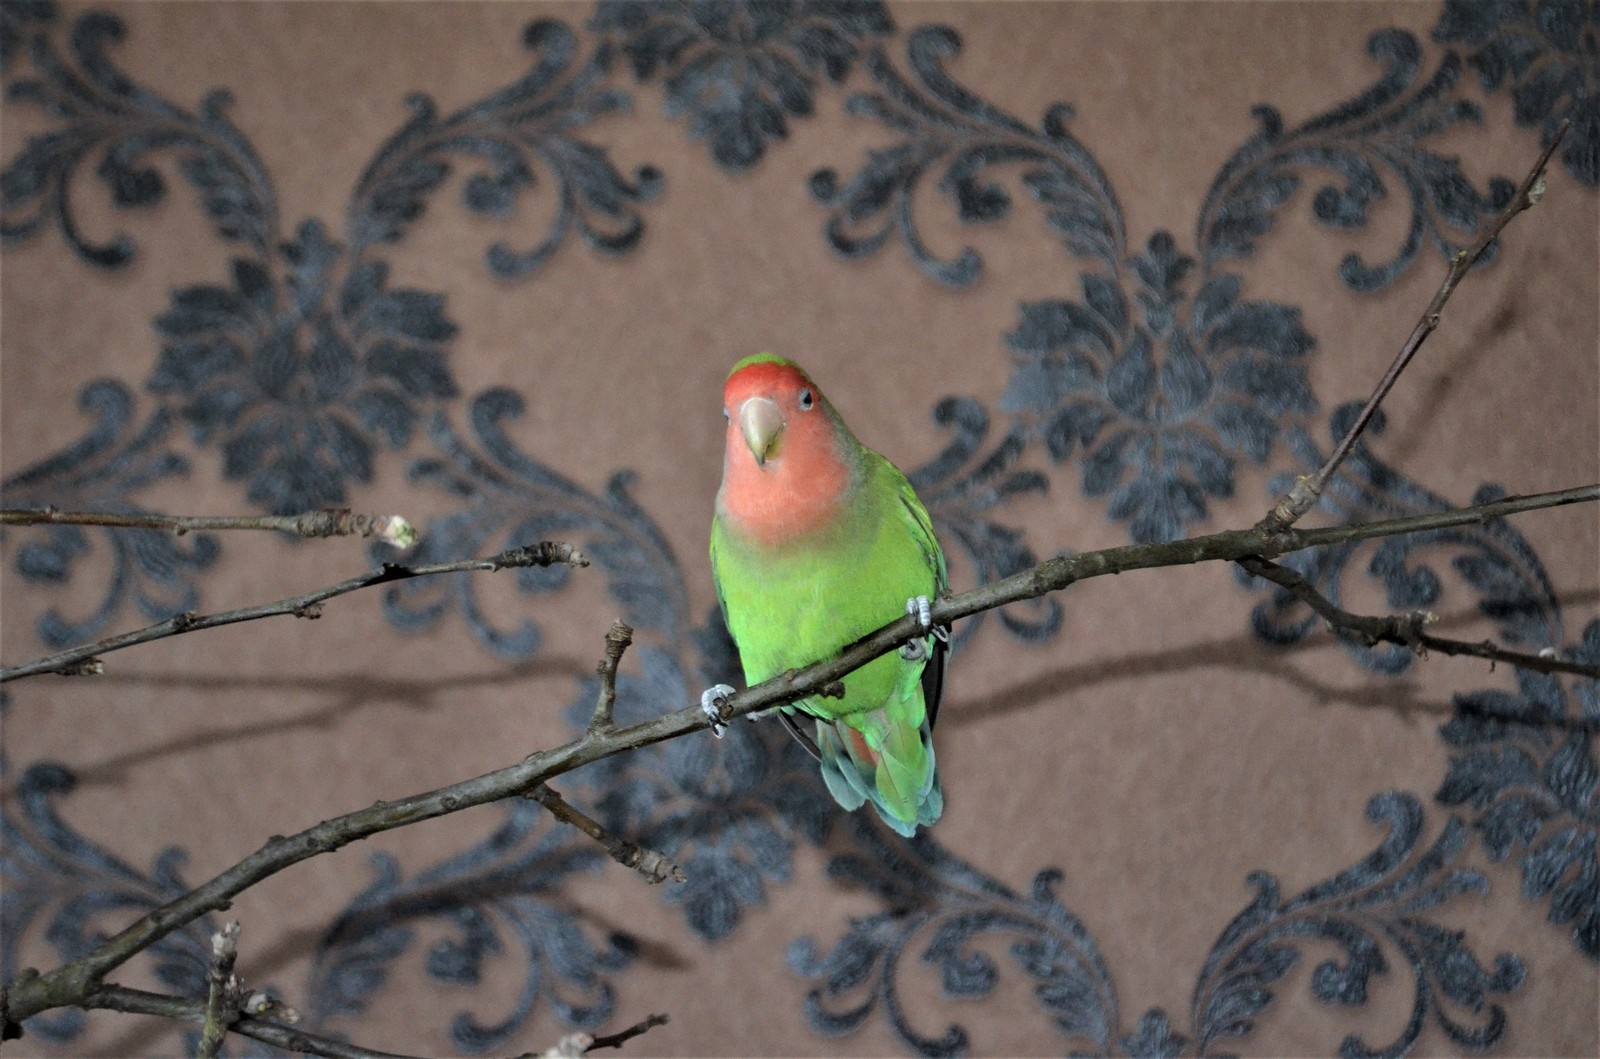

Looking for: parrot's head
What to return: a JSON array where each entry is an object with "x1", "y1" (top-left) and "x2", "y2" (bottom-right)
[
  {"x1": 722, "y1": 354, "x2": 831, "y2": 468},
  {"x1": 716, "y1": 354, "x2": 854, "y2": 542}
]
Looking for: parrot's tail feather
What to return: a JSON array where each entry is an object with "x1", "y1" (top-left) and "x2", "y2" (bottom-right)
[
  {"x1": 816, "y1": 722, "x2": 870, "y2": 811},
  {"x1": 815, "y1": 710, "x2": 942, "y2": 835}
]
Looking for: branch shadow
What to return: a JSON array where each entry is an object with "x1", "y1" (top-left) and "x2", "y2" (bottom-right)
[
  {"x1": 945, "y1": 587, "x2": 1600, "y2": 731},
  {"x1": 91, "y1": 813, "x2": 691, "y2": 1058},
  {"x1": 942, "y1": 629, "x2": 1451, "y2": 732},
  {"x1": 45, "y1": 657, "x2": 592, "y2": 791},
  {"x1": 1372, "y1": 290, "x2": 1521, "y2": 472}
]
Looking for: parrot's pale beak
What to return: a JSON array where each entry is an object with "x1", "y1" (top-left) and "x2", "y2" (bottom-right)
[{"x1": 738, "y1": 397, "x2": 784, "y2": 467}]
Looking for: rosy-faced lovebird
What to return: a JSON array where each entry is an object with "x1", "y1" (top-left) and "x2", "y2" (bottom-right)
[{"x1": 705, "y1": 353, "x2": 946, "y2": 836}]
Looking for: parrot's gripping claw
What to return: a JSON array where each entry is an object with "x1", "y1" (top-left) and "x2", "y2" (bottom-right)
[
  {"x1": 900, "y1": 596, "x2": 934, "y2": 661},
  {"x1": 700, "y1": 684, "x2": 735, "y2": 737}
]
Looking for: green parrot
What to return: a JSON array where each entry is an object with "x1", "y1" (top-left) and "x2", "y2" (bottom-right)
[{"x1": 702, "y1": 353, "x2": 947, "y2": 836}]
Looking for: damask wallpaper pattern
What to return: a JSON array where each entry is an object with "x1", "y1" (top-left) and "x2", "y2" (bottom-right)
[{"x1": 1, "y1": 2, "x2": 1597, "y2": 1057}]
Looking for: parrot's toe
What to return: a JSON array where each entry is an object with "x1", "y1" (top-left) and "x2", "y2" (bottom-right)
[
  {"x1": 700, "y1": 684, "x2": 736, "y2": 737},
  {"x1": 900, "y1": 596, "x2": 934, "y2": 660}
]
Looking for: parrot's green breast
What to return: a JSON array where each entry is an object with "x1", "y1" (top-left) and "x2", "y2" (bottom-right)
[{"x1": 711, "y1": 452, "x2": 941, "y2": 723}]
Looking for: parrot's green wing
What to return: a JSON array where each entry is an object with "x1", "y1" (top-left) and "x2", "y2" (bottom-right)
[
  {"x1": 894, "y1": 468, "x2": 948, "y2": 730},
  {"x1": 805, "y1": 454, "x2": 947, "y2": 836}
]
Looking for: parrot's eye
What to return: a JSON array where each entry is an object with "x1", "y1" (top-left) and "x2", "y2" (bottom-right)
[
  {"x1": 722, "y1": 407, "x2": 730, "y2": 423},
  {"x1": 798, "y1": 388, "x2": 814, "y2": 411}
]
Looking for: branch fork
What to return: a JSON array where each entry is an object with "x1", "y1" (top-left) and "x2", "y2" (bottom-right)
[
  {"x1": 196, "y1": 922, "x2": 299, "y2": 1059},
  {"x1": 0, "y1": 541, "x2": 589, "y2": 683},
  {"x1": 1257, "y1": 117, "x2": 1571, "y2": 536},
  {"x1": 531, "y1": 622, "x2": 686, "y2": 885},
  {"x1": 587, "y1": 621, "x2": 634, "y2": 734}
]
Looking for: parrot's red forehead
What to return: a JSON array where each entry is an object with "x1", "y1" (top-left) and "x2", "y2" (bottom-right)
[{"x1": 723, "y1": 358, "x2": 812, "y2": 405}]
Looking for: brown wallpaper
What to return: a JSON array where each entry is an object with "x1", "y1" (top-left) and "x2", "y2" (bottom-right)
[{"x1": 2, "y1": 2, "x2": 1597, "y2": 1057}]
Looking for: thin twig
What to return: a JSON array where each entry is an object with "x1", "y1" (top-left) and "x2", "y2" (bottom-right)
[
  {"x1": 94, "y1": 984, "x2": 662, "y2": 1059},
  {"x1": 1259, "y1": 117, "x2": 1571, "y2": 534},
  {"x1": 196, "y1": 922, "x2": 241, "y2": 1059},
  {"x1": 0, "y1": 507, "x2": 419, "y2": 546},
  {"x1": 0, "y1": 541, "x2": 588, "y2": 683},
  {"x1": 584, "y1": 1012, "x2": 669, "y2": 1053},
  {"x1": 3, "y1": 480, "x2": 1595, "y2": 1038},
  {"x1": 1237, "y1": 556, "x2": 1594, "y2": 678},
  {"x1": 511, "y1": 1013, "x2": 670, "y2": 1059},
  {"x1": 529, "y1": 784, "x2": 684, "y2": 885},
  {"x1": 92, "y1": 984, "x2": 429, "y2": 1059},
  {"x1": 529, "y1": 1034, "x2": 595, "y2": 1059},
  {"x1": 588, "y1": 621, "x2": 634, "y2": 733}
]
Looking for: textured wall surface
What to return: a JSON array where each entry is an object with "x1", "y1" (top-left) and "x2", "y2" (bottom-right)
[{"x1": 2, "y1": 2, "x2": 1597, "y2": 1056}]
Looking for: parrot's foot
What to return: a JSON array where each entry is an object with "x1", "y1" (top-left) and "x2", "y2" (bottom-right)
[
  {"x1": 900, "y1": 595, "x2": 934, "y2": 661},
  {"x1": 700, "y1": 684, "x2": 735, "y2": 737}
]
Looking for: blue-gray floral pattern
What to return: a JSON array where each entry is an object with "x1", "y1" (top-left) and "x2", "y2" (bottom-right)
[
  {"x1": 1433, "y1": 0, "x2": 1600, "y2": 187},
  {"x1": 592, "y1": 0, "x2": 894, "y2": 170},
  {"x1": 1, "y1": 2, "x2": 1594, "y2": 1056}
]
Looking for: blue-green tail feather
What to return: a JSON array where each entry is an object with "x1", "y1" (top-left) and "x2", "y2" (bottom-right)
[{"x1": 815, "y1": 711, "x2": 941, "y2": 836}]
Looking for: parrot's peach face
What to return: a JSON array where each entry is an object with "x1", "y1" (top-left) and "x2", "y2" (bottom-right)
[
  {"x1": 716, "y1": 356, "x2": 852, "y2": 545},
  {"x1": 722, "y1": 359, "x2": 824, "y2": 471}
]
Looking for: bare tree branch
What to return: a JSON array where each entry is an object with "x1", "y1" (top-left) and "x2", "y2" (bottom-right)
[
  {"x1": 1258, "y1": 117, "x2": 1571, "y2": 534},
  {"x1": 89, "y1": 984, "x2": 663, "y2": 1059},
  {"x1": 583, "y1": 1013, "x2": 670, "y2": 1053},
  {"x1": 529, "y1": 782, "x2": 685, "y2": 885},
  {"x1": 92, "y1": 984, "x2": 441, "y2": 1059},
  {"x1": 507, "y1": 1012, "x2": 672, "y2": 1059},
  {"x1": 0, "y1": 542, "x2": 588, "y2": 683},
  {"x1": 196, "y1": 922, "x2": 240, "y2": 1059},
  {"x1": 588, "y1": 621, "x2": 633, "y2": 734},
  {"x1": 1237, "y1": 556, "x2": 1595, "y2": 678},
  {"x1": 0, "y1": 506, "x2": 419, "y2": 546},
  {"x1": 4, "y1": 479, "x2": 1596, "y2": 1039}
]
